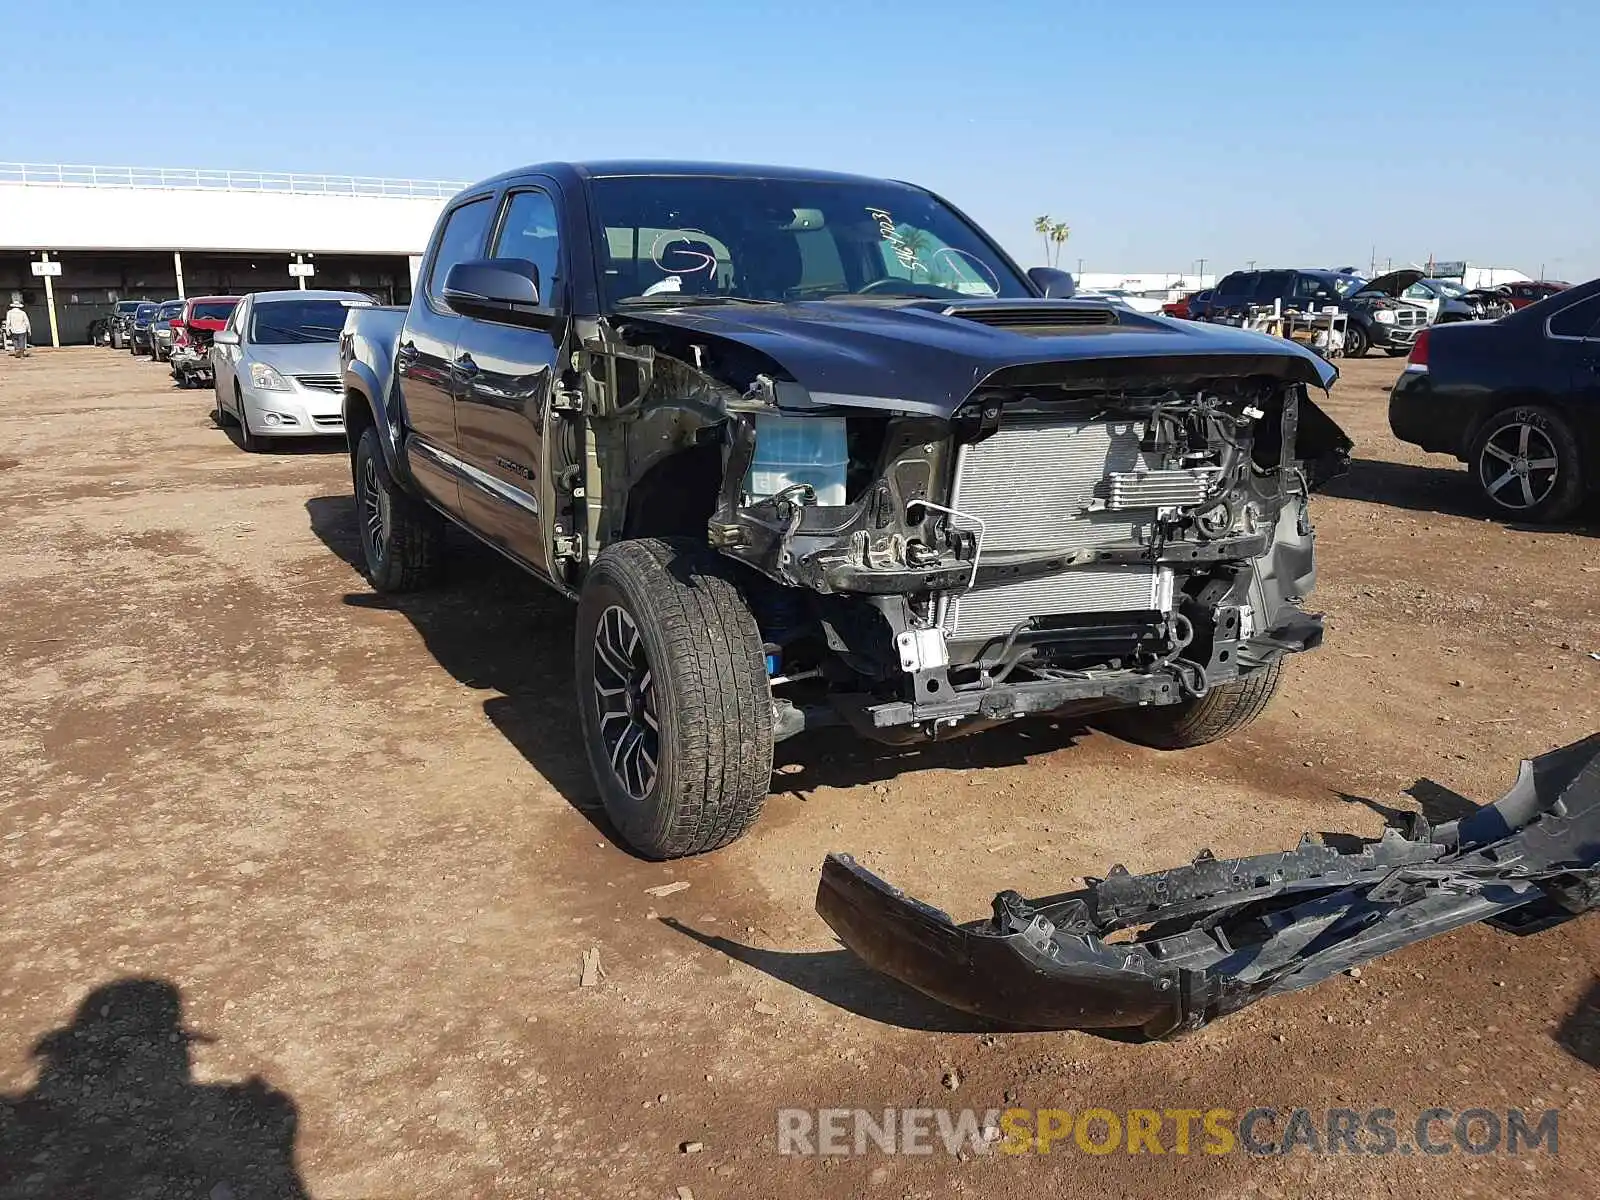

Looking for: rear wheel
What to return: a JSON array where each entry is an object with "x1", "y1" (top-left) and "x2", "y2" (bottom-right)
[
  {"x1": 576, "y1": 538, "x2": 773, "y2": 859},
  {"x1": 1467, "y1": 405, "x2": 1584, "y2": 522},
  {"x1": 353, "y1": 425, "x2": 443, "y2": 592},
  {"x1": 1098, "y1": 661, "x2": 1284, "y2": 749}
]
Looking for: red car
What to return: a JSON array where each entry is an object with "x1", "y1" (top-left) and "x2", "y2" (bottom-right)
[
  {"x1": 169, "y1": 296, "x2": 241, "y2": 388},
  {"x1": 1162, "y1": 289, "x2": 1209, "y2": 319},
  {"x1": 1499, "y1": 280, "x2": 1569, "y2": 310}
]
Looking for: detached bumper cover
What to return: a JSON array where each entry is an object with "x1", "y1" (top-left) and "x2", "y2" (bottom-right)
[{"x1": 817, "y1": 733, "x2": 1600, "y2": 1038}]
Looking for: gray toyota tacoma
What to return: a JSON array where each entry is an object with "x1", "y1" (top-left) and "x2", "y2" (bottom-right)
[{"x1": 339, "y1": 160, "x2": 1353, "y2": 861}]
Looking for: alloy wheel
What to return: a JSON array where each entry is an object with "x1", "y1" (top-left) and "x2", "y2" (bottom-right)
[
  {"x1": 592, "y1": 605, "x2": 660, "y2": 800},
  {"x1": 360, "y1": 456, "x2": 386, "y2": 563},
  {"x1": 1477, "y1": 420, "x2": 1559, "y2": 511}
]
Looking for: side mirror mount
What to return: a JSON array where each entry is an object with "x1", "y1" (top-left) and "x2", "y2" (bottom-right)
[
  {"x1": 443, "y1": 259, "x2": 554, "y2": 327},
  {"x1": 213, "y1": 330, "x2": 239, "y2": 346},
  {"x1": 1028, "y1": 266, "x2": 1076, "y2": 299}
]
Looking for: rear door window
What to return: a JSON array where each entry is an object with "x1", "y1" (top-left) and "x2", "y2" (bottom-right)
[
  {"x1": 1216, "y1": 272, "x2": 1252, "y2": 298},
  {"x1": 1252, "y1": 271, "x2": 1293, "y2": 301},
  {"x1": 1548, "y1": 295, "x2": 1600, "y2": 338}
]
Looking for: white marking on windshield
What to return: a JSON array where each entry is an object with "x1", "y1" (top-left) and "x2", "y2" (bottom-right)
[{"x1": 866, "y1": 207, "x2": 926, "y2": 276}]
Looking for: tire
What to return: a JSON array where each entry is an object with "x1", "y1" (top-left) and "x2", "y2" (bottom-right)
[
  {"x1": 576, "y1": 537, "x2": 773, "y2": 859},
  {"x1": 1343, "y1": 322, "x2": 1369, "y2": 358},
  {"x1": 1098, "y1": 660, "x2": 1284, "y2": 750},
  {"x1": 211, "y1": 387, "x2": 230, "y2": 427},
  {"x1": 1467, "y1": 404, "x2": 1585, "y2": 522},
  {"x1": 353, "y1": 425, "x2": 443, "y2": 592},
  {"x1": 235, "y1": 386, "x2": 265, "y2": 453},
  {"x1": 111, "y1": 329, "x2": 123, "y2": 349}
]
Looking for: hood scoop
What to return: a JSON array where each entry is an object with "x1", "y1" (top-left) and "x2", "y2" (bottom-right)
[{"x1": 943, "y1": 302, "x2": 1119, "y2": 334}]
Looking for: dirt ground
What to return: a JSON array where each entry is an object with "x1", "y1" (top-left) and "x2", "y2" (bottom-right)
[{"x1": 1, "y1": 347, "x2": 1596, "y2": 1199}]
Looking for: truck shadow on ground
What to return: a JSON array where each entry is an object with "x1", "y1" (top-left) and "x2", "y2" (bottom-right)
[
  {"x1": 1322, "y1": 456, "x2": 1598, "y2": 535},
  {"x1": 772, "y1": 719, "x2": 1091, "y2": 793},
  {"x1": 304, "y1": 494, "x2": 618, "y2": 841},
  {"x1": 0, "y1": 977, "x2": 308, "y2": 1198},
  {"x1": 306, "y1": 494, "x2": 1099, "y2": 845},
  {"x1": 1557, "y1": 978, "x2": 1600, "y2": 1067}
]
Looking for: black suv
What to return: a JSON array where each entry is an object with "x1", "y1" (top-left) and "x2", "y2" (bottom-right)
[
  {"x1": 107, "y1": 299, "x2": 148, "y2": 349},
  {"x1": 1197, "y1": 269, "x2": 1425, "y2": 358}
]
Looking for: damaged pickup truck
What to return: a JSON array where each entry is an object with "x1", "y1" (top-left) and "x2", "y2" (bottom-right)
[{"x1": 339, "y1": 161, "x2": 1352, "y2": 860}]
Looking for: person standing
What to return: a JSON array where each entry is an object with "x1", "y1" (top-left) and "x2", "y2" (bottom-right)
[{"x1": 5, "y1": 298, "x2": 31, "y2": 357}]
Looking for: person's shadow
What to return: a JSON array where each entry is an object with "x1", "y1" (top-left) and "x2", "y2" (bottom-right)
[{"x1": 0, "y1": 978, "x2": 307, "y2": 1199}]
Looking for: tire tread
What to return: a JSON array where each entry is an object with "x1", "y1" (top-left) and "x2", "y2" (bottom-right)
[
  {"x1": 1100, "y1": 661, "x2": 1283, "y2": 750},
  {"x1": 580, "y1": 538, "x2": 772, "y2": 858}
]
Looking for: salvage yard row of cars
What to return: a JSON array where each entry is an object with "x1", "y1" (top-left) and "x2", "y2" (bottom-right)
[
  {"x1": 110, "y1": 289, "x2": 371, "y2": 445},
  {"x1": 100, "y1": 159, "x2": 1600, "y2": 1037}
]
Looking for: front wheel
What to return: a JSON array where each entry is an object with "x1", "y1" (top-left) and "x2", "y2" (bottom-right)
[
  {"x1": 1467, "y1": 405, "x2": 1585, "y2": 522},
  {"x1": 235, "y1": 387, "x2": 265, "y2": 453},
  {"x1": 576, "y1": 538, "x2": 773, "y2": 859},
  {"x1": 353, "y1": 425, "x2": 443, "y2": 592},
  {"x1": 1097, "y1": 661, "x2": 1284, "y2": 749},
  {"x1": 1343, "y1": 323, "x2": 1369, "y2": 358}
]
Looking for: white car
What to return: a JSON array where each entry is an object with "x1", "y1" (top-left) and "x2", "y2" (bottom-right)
[
  {"x1": 210, "y1": 290, "x2": 373, "y2": 451},
  {"x1": 1091, "y1": 288, "x2": 1167, "y2": 314}
]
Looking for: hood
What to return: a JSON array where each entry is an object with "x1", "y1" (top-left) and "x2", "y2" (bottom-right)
[
  {"x1": 1359, "y1": 268, "x2": 1424, "y2": 297},
  {"x1": 248, "y1": 341, "x2": 342, "y2": 375},
  {"x1": 617, "y1": 298, "x2": 1337, "y2": 417}
]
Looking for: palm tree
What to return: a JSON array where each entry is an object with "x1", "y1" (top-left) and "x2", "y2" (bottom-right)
[
  {"x1": 1048, "y1": 222, "x2": 1070, "y2": 268},
  {"x1": 1034, "y1": 215, "x2": 1053, "y2": 264}
]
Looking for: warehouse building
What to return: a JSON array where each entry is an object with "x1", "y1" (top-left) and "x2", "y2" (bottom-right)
[{"x1": 0, "y1": 164, "x2": 463, "y2": 345}]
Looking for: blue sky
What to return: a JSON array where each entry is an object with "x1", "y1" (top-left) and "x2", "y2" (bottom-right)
[{"x1": 8, "y1": 0, "x2": 1595, "y2": 281}]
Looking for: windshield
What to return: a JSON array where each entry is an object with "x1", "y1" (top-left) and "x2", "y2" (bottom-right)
[
  {"x1": 1335, "y1": 276, "x2": 1367, "y2": 297},
  {"x1": 135, "y1": 303, "x2": 157, "y2": 320},
  {"x1": 1426, "y1": 279, "x2": 1467, "y2": 298},
  {"x1": 117, "y1": 301, "x2": 143, "y2": 314},
  {"x1": 157, "y1": 303, "x2": 183, "y2": 320},
  {"x1": 190, "y1": 301, "x2": 237, "y2": 321},
  {"x1": 248, "y1": 299, "x2": 354, "y2": 345},
  {"x1": 589, "y1": 175, "x2": 1030, "y2": 308}
]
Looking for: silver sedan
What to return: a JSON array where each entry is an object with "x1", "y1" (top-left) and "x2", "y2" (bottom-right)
[{"x1": 211, "y1": 289, "x2": 373, "y2": 451}]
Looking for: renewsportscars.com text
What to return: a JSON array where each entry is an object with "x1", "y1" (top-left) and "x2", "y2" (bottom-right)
[{"x1": 776, "y1": 1106, "x2": 1559, "y2": 1157}]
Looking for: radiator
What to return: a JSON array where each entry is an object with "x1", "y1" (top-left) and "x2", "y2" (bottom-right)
[{"x1": 943, "y1": 418, "x2": 1173, "y2": 642}]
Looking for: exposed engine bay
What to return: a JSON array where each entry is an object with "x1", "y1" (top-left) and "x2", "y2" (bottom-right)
[{"x1": 578, "y1": 303, "x2": 1352, "y2": 744}]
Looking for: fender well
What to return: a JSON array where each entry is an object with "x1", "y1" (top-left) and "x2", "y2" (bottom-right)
[
  {"x1": 623, "y1": 444, "x2": 723, "y2": 541},
  {"x1": 341, "y1": 361, "x2": 410, "y2": 489}
]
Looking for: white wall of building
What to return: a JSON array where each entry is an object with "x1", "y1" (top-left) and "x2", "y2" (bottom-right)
[
  {"x1": 0, "y1": 183, "x2": 450, "y2": 254},
  {"x1": 1078, "y1": 272, "x2": 1215, "y2": 296}
]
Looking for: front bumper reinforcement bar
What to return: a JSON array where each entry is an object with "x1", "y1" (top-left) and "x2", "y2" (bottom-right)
[{"x1": 816, "y1": 733, "x2": 1600, "y2": 1039}]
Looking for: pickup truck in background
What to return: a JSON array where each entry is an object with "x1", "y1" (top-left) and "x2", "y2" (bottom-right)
[
  {"x1": 1198, "y1": 268, "x2": 1425, "y2": 358},
  {"x1": 339, "y1": 161, "x2": 1350, "y2": 860}
]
